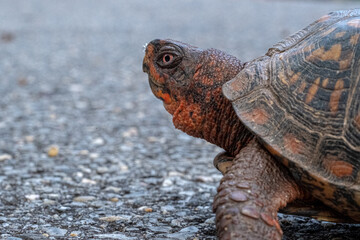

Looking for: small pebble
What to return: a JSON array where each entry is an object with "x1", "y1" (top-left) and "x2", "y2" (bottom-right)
[
  {"x1": 161, "y1": 205, "x2": 175, "y2": 213},
  {"x1": 118, "y1": 162, "x2": 129, "y2": 172},
  {"x1": 73, "y1": 196, "x2": 96, "y2": 202},
  {"x1": 195, "y1": 175, "x2": 214, "y2": 183},
  {"x1": 81, "y1": 178, "x2": 97, "y2": 185},
  {"x1": 44, "y1": 227, "x2": 67, "y2": 237},
  {"x1": 138, "y1": 206, "x2": 153, "y2": 212},
  {"x1": 170, "y1": 219, "x2": 182, "y2": 227},
  {"x1": 104, "y1": 186, "x2": 121, "y2": 192},
  {"x1": 92, "y1": 138, "x2": 105, "y2": 146},
  {"x1": 79, "y1": 150, "x2": 89, "y2": 155},
  {"x1": 204, "y1": 217, "x2": 215, "y2": 225},
  {"x1": 47, "y1": 145, "x2": 59, "y2": 157},
  {"x1": 162, "y1": 178, "x2": 173, "y2": 187},
  {"x1": 99, "y1": 216, "x2": 126, "y2": 222},
  {"x1": 25, "y1": 135, "x2": 35, "y2": 142},
  {"x1": 0, "y1": 154, "x2": 12, "y2": 161},
  {"x1": 179, "y1": 226, "x2": 199, "y2": 233},
  {"x1": 25, "y1": 194, "x2": 40, "y2": 201},
  {"x1": 89, "y1": 153, "x2": 99, "y2": 159},
  {"x1": 122, "y1": 127, "x2": 138, "y2": 138},
  {"x1": 43, "y1": 199, "x2": 57, "y2": 206},
  {"x1": 97, "y1": 167, "x2": 109, "y2": 174}
]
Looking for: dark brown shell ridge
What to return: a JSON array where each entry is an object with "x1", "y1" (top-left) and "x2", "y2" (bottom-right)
[{"x1": 267, "y1": 9, "x2": 358, "y2": 56}]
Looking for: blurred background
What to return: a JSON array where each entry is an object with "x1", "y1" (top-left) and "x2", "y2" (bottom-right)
[{"x1": 1, "y1": 0, "x2": 360, "y2": 239}]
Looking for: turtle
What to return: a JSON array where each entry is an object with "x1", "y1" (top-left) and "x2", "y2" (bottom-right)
[{"x1": 142, "y1": 9, "x2": 360, "y2": 239}]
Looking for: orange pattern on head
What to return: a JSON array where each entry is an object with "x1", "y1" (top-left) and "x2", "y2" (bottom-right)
[
  {"x1": 145, "y1": 44, "x2": 167, "y2": 86},
  {"x1": 156, "y1": 90, "x2": 172, "y2": 104}
]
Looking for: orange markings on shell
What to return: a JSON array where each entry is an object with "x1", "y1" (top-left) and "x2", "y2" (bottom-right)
[
  {"x1": 307, "y1": 44, "x2": 342, "y2": 62},
  {"x1": 322, "y1": 78, "x2": 329, "y2": 88},
  {"x1": 339, "y1": 55, "x2": 352, "y2": 70},
  {"x1": 305, "y1": 77, "x2": 320, "y2": 104},
  {"x1": 350, "y1": 33, "x2": 360, "y2": 45},
  {"x1": 229, "y1": 76, "x2": 246, "y2": 93},
  {"x1": 279, "y1": 71, "x2": 288, "y2": 85},
  {"x1": 321, "y1": 27, "x2": 336, "y2": 38},
  {"x1": 297, "y1": 82, "x2": 307, "y2": 94},
  {"x1": 318, "y1": 14, "x2": 330, "y2": 23},
  {"x1": 290, "y1": 72, "x2": 301, "y2": 85},
  {"x1": 324, "y1": 157, "x2": 354, "y2": 177},
  {"x1": 329, "y1": 79, "x2": 344, "y2": 113},
  {"x1": 303, "y1": 44, "x2": 315, "y2": 53},
  {"x1": 335, "y1": 31, "x2": 346, "y2": 38},
  {"x1": 283, "y1": 134, "x2": 303, "y2": 154},
  {"x1": 243, "y1": 108, "x2": 270, "y2": 125},
  {"x1": 347, "y1": 18, "x2": 360, "y2": 28},
  {"x1": 355, "y1": 113, "x2": 360, "y2": 130}
]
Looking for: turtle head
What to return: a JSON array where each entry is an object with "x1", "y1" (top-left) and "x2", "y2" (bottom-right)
[
  {"x1": 143, "y1": 39, "x2": 247, "y2": 152},
  {"x1": 142, "y1": 39, "x2": 202, "y2": 114}
]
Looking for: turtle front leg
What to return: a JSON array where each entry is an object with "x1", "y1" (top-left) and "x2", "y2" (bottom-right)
[{"x1": 213, "y1": 140, "x2": 303, "y2": 240}]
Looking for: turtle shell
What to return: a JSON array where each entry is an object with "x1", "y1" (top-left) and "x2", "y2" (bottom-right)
[{"x1": 223, "y1": 9, "x2": 360, "y2": 220}]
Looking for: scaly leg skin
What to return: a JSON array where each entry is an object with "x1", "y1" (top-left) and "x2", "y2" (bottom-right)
[
  {"x1": 213, "y1": 140, "x2": 303, "y2": 240},
  {"x1": 214, "y1": 151, "x2": 234, "y2": 175}
]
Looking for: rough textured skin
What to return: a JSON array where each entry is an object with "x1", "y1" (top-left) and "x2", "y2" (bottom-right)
[
  {"x1": 213, "y1": 140, "x2": 302, "y2": 240},
  {"x1": 143, "y1": 39, "x2": 253, "y2": 156},
  {"x1": 223, "y1": 9, "x2": 360, "y2": 221},
  {"x1": 143, "y1": 10, "x2": 360, "y2": 239}
]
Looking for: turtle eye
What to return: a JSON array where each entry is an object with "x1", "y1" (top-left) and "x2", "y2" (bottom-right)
[
  {"x1": 157, "y1": 52, "x2": 181, "y2": 68},
  {"x1": 162, "y1": 54, "x2": 173, "y2": 64}
]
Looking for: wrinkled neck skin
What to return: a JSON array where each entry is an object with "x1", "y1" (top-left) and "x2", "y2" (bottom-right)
[{"x1": 171, "y1": 49, "x2": 253, "y2": 156}]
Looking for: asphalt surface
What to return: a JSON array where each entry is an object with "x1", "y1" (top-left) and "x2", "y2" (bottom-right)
[{"x1": 1, "y1": 0, "x2": 360, "y2": 239}]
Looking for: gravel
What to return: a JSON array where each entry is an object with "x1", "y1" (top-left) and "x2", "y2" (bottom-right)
[{"x1": 1, "y1": 0, "x2": 360, "y2": 239}]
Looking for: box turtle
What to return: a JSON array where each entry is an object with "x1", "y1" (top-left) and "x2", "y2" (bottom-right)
[{"x1": 143, "y1": 9, "x2": 360, "y2": 239}]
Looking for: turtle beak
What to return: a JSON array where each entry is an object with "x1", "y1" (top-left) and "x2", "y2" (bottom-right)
[
  {"x1": 142, "y1": 43, "x2": 151, "y2": 74},
  {"x1": 143, "y1": 40, "x2": 172, "y2": 105},
  {"x1": 142, "y1": 39, "x2": 161, "y2": 74}
]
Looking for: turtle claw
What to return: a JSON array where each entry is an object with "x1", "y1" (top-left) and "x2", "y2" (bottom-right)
[{"x1": 214, "y1": 151, "x2": 234, "y2": 175}]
